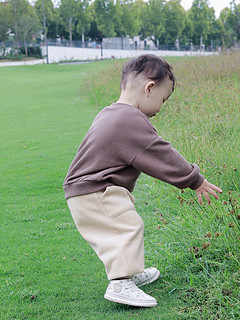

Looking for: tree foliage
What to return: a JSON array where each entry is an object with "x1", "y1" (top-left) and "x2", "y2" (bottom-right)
[
  {"x1": 161, "y1": 0, "x2": 186, "y2": 45},
  {"x1": 34, "y1": 0, "x2": 58, "y2": 39},
  {"x1": 18, "y1": 14, "x2": 40, "y2": 54},
  {"x1": 0, "y1": 0, "x2": 240, "y2": 48},
  {"x1": 188, "y1": 0, "x2": 215, "y2": 44},
  {"x1": 0, "y1": 3, "x2": 11, "y2": 42},
  {"x1": 93, "y1": 0, "x2": 117, "y2": 38}
]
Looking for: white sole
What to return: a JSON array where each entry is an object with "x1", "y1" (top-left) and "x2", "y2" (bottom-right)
[
  {"x1": 104, "y1": 293, "x2": 157, "y2": 307},
  {"x1": 136, "y1": 269, "x2": 161, "y2": 287}
]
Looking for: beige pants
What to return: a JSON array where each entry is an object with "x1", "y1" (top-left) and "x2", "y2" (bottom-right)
[{"x1": 67, "y1": 186, "x2": 145, "y2": 280}]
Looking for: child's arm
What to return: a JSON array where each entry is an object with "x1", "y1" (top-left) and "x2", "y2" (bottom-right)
[{"x1": 195, "y1": 179, "x2": 222, "y2": 205}]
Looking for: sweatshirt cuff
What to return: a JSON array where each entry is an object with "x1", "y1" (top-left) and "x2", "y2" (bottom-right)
[{"x1": 189, "y1": 173, "x2": 204, "y2": 190}]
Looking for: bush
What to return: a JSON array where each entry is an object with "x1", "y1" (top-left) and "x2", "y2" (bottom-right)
[
  {"x1": 0, "y1": 48, "x2": 24, "y2": 60},
  {"x1": 0, "y1": 45, "x2": 42, "y2": 60},
  {"x1": 19, "y1": 46, "x2": 42, "y2": 58}
]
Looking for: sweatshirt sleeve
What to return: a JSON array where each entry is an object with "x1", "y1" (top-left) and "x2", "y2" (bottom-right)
[{"x1": 131, "y1": 137, "x2": 204, "y2": 190}]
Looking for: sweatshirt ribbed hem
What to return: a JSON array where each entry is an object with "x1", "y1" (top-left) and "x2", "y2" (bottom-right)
[
  {"x1": 189, "y1": 173, "x2": 204, "y2": 190},
  {"x1": 63, "y1": 181, "x2": 114, "y2": 199}
]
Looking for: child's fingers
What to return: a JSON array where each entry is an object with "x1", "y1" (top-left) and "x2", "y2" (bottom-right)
[
  {"x1": 196, "y1": 192, "x2": 203, "y2": 205},
  {"x1": 207, "y1": 188, "x2": 219, "y2": 200},
  {"x1": 203, "y1": 191, "x2": 211, "y2": 205},
  {"x1": 209, "y1": 183, "x2": 222, "y2": 193},
  {"x1": 195, "y1": 180, "x2": 222, "y2": 205}
]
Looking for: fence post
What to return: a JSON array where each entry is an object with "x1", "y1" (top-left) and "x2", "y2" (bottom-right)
[
  {"x1": 42, "y1": 0, "x2": 49, "y2": 64},
  {"x1": 100, "y1": 42, "x2": 103, "y2": 59}
]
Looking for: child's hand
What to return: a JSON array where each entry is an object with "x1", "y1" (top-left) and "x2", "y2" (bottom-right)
[{"x1": 195, "y1": 179, "x2": 222, "y2": 205}]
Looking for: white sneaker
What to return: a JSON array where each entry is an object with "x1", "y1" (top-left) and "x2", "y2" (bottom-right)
[
  {"x1": 104, "y1": 279, "x2": 157, "y2": 307},
  {"x1": 131, "y1": 267, "x2": 160, "y2": 287}
]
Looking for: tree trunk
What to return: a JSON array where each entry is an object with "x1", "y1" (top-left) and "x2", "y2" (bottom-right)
[
  {"x1": 13, "y1": 0, "x2": 19, "y2": 56},
  {"x1": 42, "y1": 0, "x2": 47, "y2": 47},
  {"x1": 24, "y1": 39, "x2": 28, "y2": 57},
  {"x1": 69, "y1": 17, "x2": 72, "y2": 46},
  {"x1": 82, "y1": 32, "x2": 85, "y2": 48},
  {"x1": 42, "y1": 0, "x2": 49, "y2": 63}
]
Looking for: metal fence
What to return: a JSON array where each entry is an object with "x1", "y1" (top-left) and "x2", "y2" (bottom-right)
[
  {"x1": 45, "y1": 38, "x2": 214, "y2": 52},
  {"x1": 1, "y1": 38, "x2": 219, "y2": 53},
  {"x1": 0, "y1": 40, "x2": 41, "y2": 50}
]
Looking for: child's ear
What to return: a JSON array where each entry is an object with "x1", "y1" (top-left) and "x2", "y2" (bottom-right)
[{"x1": 145, "y1": 81, "x2": 155, "y2": 96}]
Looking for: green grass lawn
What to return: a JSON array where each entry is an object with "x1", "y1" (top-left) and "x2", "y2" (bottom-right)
[{"x1": 0, "y1": 54, "x2": 239, "y2": 319}]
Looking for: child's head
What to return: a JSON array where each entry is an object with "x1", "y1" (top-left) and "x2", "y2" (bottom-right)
[
  {"x1": 120, "y1": 54, "x2": 175, "y2": 117},
  {"x1": 121, "y1": 54, "x2": 175, "y2": 91}
]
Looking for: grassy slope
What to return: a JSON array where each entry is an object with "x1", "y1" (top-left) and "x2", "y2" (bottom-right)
[
  {"x1": 0, "y1": 54, "x2": 239, "y2": 319},
  {"x1": 85, "y1": 54, "x2": 240, "y2": 319}
]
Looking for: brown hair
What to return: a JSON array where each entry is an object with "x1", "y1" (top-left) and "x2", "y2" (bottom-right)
[{"x1": 120, "y1": 54, "x2": 175, "y2": 91}]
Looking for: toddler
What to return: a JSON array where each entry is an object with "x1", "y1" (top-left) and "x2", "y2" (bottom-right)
[{"x1": 63, "y1": 54, "x2": 222, "y2": 307}]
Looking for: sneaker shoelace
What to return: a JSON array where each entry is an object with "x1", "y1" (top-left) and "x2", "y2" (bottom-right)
[{"x1": 123, "y1": 280, "x2": 148, "y2": 297}]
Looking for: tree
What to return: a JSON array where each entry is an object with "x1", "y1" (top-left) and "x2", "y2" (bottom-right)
[
  {"x1": 9, "y1": 0, "x2": 34, "y2": 52},
  {"x1": 181, "y1": 14, "x2": 194, "y2": 45},
  {"x1": 87, "y1": 15, "x2": 102, "y2": 41},
  {"x1": 189, "y1": 0, "x2": 216, "y2": 46},
  {"x1": 59, "y1": 0, "x2": 78, "y2": 44},
  {"x1": 162, "y1": 0, "x2": 186, "y2": 45},
  {"x1": 142, "y1": 0, "x2": 166, "y2": 43},
  {"x1": 208, "y1": 18, "x2": 224, "y2": 47},
  {"x1": 34, "y1": 0, "x2": 58, "y2": 39},
  {"x1": 75, "y1": 0, "x2": 91, "y2": 43},
  {"x1": 220, "y1": 3, "x2": 240, "y2": 47},
  {"x1": 232, "y1": 0, "x2": 240, "y2": 27},
  {"x1": 93, "y1": 0, "x2": 117, "y2": 38},
  {"x1": 11, "y1": 0, "x2": 19, "y2": 49},
  {"x1": 220, "y1": 7, "x2": 232, "y2": 46},
  {"x1": 230, "y1": 0, "x2": 240, "y2": 43},
  {"x1": 0, "y1": 2, "x2": 11, "y2": 44},
  {"x1": 132, "y1": 0, "x2": 147, "y2": 38},
  {"x1": 204, "y1": 5, "x2": 216, "y2": 46},
  {"x1": 113, "y1": 0, "x2": 139, "y2": 38},
  {"x1": 18, "y1": 15, "x2": 40, "y2": 55}
]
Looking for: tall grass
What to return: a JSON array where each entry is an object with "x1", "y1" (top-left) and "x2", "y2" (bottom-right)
[
  {"x1": 1, "y1": 55, "x2": 239, "y2": 319},
  {"x1": 86, "y1": 53, "x2": 240, "y2": 319}
]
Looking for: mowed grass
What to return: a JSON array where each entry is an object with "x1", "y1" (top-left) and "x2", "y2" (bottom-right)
[
  {"x1": 0, "y1": 53, "x2": 239, "y2": 319},
  {"x1": 0, "y1": 60, "x2": 180, "y2": 320}
]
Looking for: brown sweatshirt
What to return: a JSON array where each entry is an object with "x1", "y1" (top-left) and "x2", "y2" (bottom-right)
[{"x1": 63, "y1": 103, "x2": 204, "y2": 199}]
